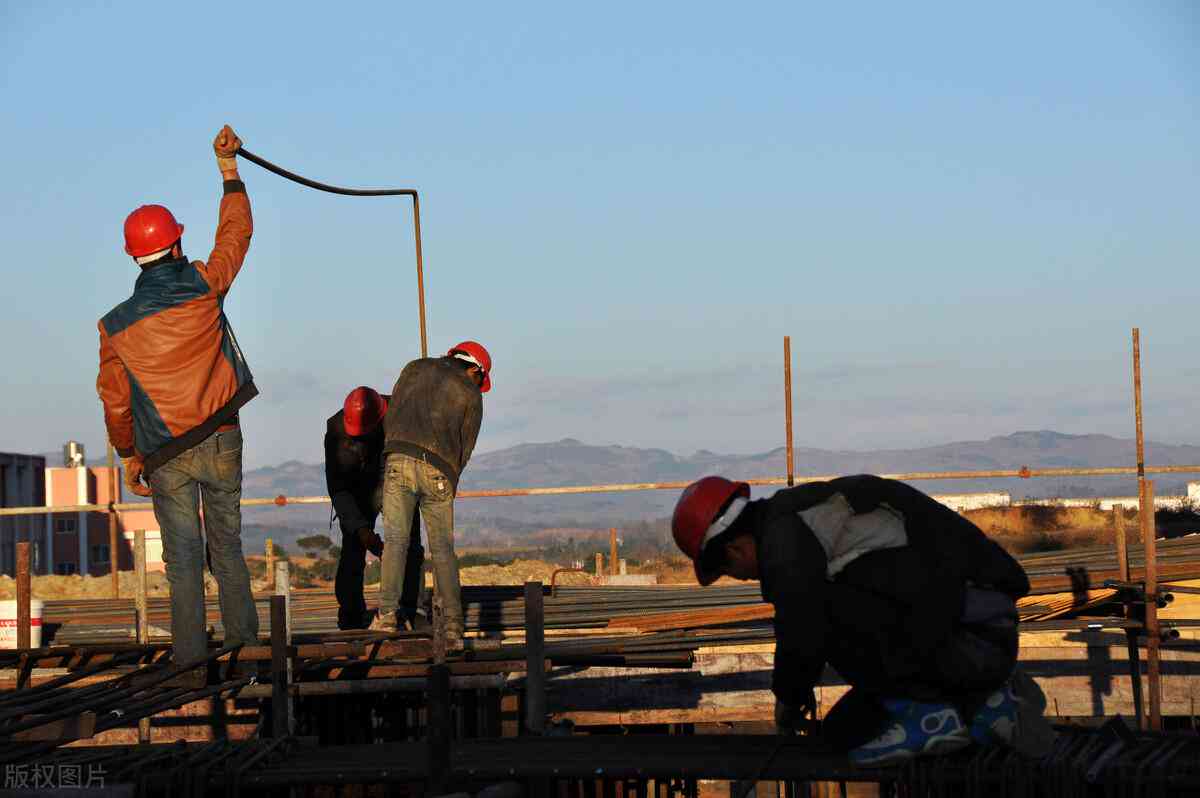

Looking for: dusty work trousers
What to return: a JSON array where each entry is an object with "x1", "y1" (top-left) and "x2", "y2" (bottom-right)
[
  {"x1": 148, "y1": 428, "x2": 259, "y2": 667},
  {"x1": 336, "y1": 506, "x2": 425, "y2": 630},
  {"x1": 379, "y1": 453, "x2": 462, "y2": 629},
  {"x1": 818, "y1": 582, "x2": 1019, "y2": 750}
]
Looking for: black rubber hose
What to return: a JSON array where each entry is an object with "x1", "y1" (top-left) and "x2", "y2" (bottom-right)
[{"x1": 236, "y1": 147, "x2": 416, "y2": 198}]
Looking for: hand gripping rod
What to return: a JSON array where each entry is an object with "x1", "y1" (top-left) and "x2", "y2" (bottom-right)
[{"x1": 235, "y1": 146, "x2": 428, "y2": 357}]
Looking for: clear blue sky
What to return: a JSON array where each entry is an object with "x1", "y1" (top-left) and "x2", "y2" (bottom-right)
[{"x1": 2, "y1": 2, "x2": 1197, "y2": 469}]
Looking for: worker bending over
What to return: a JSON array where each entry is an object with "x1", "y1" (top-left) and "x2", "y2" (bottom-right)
[
  {"x1": 97, "y1": 126, "x2": 258, "y2": 683},
  {"x1": 325, "y1": 386, "x2": 426, "y2": 630},
  {"x1": 672, "y1": 474, "x2": 1031, "y2": 765},
  {"x1": 372, "y1": 342, "x2": 491, "y2": 640}
]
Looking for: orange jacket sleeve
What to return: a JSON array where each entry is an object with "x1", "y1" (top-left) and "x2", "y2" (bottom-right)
[
  {"x1": 196, "y1": 180, "x2": 253, "y2": 296},
  {"x1": 96, "y1": 323, "x2": 136, "y2": 457}
]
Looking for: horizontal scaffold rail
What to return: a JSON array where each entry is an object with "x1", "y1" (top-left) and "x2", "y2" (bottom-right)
[{"x1": 0, "y1": 463, "x2": 1197, "y2": 517}]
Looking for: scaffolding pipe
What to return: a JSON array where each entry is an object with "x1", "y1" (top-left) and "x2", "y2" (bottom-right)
[
  {"x1": 784, "y1": 336, "x2": 794, "y2": 487},
  {"x1": 4, "y1": 462, "x2": 1197, "y2": 519}
]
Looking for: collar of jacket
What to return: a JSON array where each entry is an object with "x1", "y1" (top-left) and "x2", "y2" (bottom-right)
[{"x1": 134, "y1": 256, "x2": 189, "y2": 289}]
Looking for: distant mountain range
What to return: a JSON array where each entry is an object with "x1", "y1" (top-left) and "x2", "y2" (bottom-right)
[{"x1": 238, "y1": 431, "x2": 1200, "y2": 550}]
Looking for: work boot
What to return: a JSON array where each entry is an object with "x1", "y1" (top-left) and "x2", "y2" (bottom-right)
[
  {"x1": 969, "y1": 683, "x2": 1019, "y2": 746},
  {"x1": 849, "y1": 699, "x2": 969, "y2": 766},
  {"x1": 368, "y1": 610, "x2": 398, "y2": 634}
]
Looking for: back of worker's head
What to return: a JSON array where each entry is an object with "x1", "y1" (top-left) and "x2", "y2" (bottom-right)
[
  {"x1": 343, "y1": 386, "x2": 388, "y2": 437},
  {"x1": 446, "y1": 340, "x2": 492, "y2": 393},
  {"x1": 672, "y1": 476, "x2": 752, "y2": 585},
  {"x1": 124, "y1": 205, "x2": 184, "y2": 267}
]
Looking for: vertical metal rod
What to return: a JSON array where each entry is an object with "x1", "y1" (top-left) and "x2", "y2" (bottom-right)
[
  {"x1": 266, "y1": 537, "x2": 275, "y2": 593},
  {"x1": 16, "y1": 542, "x2": 31, "y2": 651},
  {"x1": 274, "y1": 560, "x2": 294, "y2": 735},
  {"x1": 524, "y1": 581, "x2": 546, "y2": 734},
  {"x1": 1142, "y1": 479, "x2": 1162, "y2": 730},
  {"x1": 413, "y1": 195, "x2": 428, "y2": 357},
  {"x1": 610, "y1": 529, "x2": 618, "y2": 577},
  {"x1": 595, "y1": 552, "x2": 603, "y2": 578},
  {"x1": 1133, "y1": 328, "x2": 1146, "y2": 480},
  {"x1": 1114, "y1": 505, "x2": 1145, "y2": 726},
  {"x1": 134, "y1": 528, "x2": 150, "y2": 743},
  {"x1": 107, "y1": 443, "x2": 120, "y2": 598},
  {"x1": 784, "y1": 336, "x2": 794, "y2": 487},
  {"x1": 270, "y1": 595, "x2": 289, "y2": 738}
]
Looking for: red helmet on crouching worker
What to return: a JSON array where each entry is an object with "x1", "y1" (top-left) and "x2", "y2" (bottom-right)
[
  {"x1": 343, "y1": 386, "x2": 388, "y2": 437},
  {"x1": 448, "y1": 341, "x2": 492, "y2": 393},
  {"x1": 672, "y1": 476, "x2": 751, "y2": 586},
  {"x1": 124, "y1": 205, "x2": 185, "y2": 257}
]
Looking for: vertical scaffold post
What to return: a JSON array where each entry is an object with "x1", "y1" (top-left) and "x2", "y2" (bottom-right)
[
  {"x1": 1131, "y1": 328, "x2": 1161, "y2": 730},
  {"x1": 1142, "y1": 480, "x2": 1162, "y2": 731},
  {"x1": 524, "y1": 581, "x2": 546, "y2": 735},
  {"x1": 270, "y1": 594, "x2": 290, "y2": 738},
  {"x1": 107, "y1": 443, "x2": 120, "y2": 599},
  {"x1": 610, "y1": 528, "x2": 618, "y2": 576},
  {"x1": 784, "y1": 336, "x2": 794, "y2": 487},
  {"x1": 134, "y1": 528, "x2": 151, "y2": 743},
  {"x1": 16, "y1": 542, "x2": 31, "y2": 651},
  {"x1": 266, "y1": 538, "x2": 275, "y2": 592}
]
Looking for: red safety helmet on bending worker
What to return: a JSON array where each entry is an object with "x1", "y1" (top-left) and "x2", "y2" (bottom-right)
[
  {"x1": 124, "y1": 205, "x2": 185, "y2": 258},
  {"x1": 671, "y1": 476, "x2": 751, "y2": 586},
  {"x1": 448, "y1": 341, "x2": 492, "y2": 393},
  {"x1": 343, "y1": 386, "x2": 388, "y2": 437}
]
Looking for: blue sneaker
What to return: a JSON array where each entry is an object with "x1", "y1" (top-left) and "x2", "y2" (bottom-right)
[
  {"x1": 849, "y1": 699, "x2": 969, "y2": 766},
  {"x1": 969, "y1": 684, "x2": 1018, "y2": 746}
]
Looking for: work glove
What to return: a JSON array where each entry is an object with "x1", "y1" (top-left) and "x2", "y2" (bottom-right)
[
  {"x1": 358, "y1": 527, "x2": 384, "y2": 558},
  {"x1": 122, "y1": 455, "x2": 153, "y2": 498},
  {"x1": 213, "y1": 124, "x2": 242, "y2": 171}
]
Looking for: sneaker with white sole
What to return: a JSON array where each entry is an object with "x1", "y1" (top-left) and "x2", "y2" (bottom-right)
[
  {"x1": 969, "y1": 683, "x2": 1018, "y2": 746},
  {"x1": 850, "y1": 699, "x2": 970, "y2": 766}
]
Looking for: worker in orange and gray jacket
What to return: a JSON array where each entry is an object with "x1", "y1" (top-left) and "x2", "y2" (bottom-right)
[{"x1": 96, "y1": 125, "x2": 259, "y2": 678}]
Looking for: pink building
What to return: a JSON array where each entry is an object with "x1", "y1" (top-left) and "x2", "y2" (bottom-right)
[{"x1": 1, "y1": 444, "x2": 163, "y2": 577}]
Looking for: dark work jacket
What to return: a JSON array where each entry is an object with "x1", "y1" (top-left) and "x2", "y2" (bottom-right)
[
  {"x1": 324, "y1": 410, "x2": 386, "y2": 535},
  {"x1": 382, "y1": 357, "x2": 483, "y2": 492},
  {"x1": 754, "y1": 475, "x2": 1030, "y2": 708}
]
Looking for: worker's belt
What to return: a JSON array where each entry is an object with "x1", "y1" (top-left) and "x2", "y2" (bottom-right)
[
  {"x1": 217, "y1": 415, "x2": 240, "y2": 433},
  {"x1": 385, "y1": 442, "x2": 459, "y2": 494}
]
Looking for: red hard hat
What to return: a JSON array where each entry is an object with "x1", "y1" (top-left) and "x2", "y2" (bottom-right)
[
  {"x1": 672, "y1": 476, "x2": 750, "y2": 585},
  {"x1": 124, "y1": 205, "x2": 185, "y2": 257},
  {"x1": 343, "y1": 386, "x2": 388, "y2": 437},
  {"x1": 447, "y1": 341, "x2": 492, "y2": 393}
]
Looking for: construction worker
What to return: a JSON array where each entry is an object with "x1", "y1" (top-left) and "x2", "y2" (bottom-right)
[
  {"x1": 325, "y1": 386, "x2": 426, "y2": 630},
  {"x1": 671, "y1": 474, "x2": 1031, "y2": 765},
  {"x1": 97, "y1": 125, "x2": 258, "y2": 681},
  {"x1": 371, "y1": 342, "x2": 491, "y2": 639}
]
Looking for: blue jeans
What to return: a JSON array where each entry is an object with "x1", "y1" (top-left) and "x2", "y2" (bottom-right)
[
  {"x1": 380, "y1": 453, "x2": 461, "y2": 628},
  {"x1": 149, "y1": 427, "x2": 259, "y2": 666}
]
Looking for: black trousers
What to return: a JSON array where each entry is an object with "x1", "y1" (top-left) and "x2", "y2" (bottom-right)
[
  {"x1": 819, "y1": 582, "x2": 1019, "y2": 750},
  {"x1": 335, "y1": 507, "x2": 425, "y2": 630}
]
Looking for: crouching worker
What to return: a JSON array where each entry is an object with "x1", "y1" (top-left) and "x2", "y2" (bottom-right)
[
  {"x1": 325, "y1": 387, "x2": 425, "y2": 630},
  {"x1": 672, "y1": 474, "x2": 1034, "y2": 766}
]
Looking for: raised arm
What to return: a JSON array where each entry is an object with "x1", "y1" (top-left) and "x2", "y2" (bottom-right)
[{"x1": 198, "y1": 124, "x2": 253, "y2": 295}]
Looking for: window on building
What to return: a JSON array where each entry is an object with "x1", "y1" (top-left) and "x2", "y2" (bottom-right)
[
  {"x1": 91, "y1": 544, "x2": 110, "y2": 564},
  {"x1": 55, "y1": 562, "x2": 77, "y2": 576},
  {"x1": 55, "y1": 518, "x2": 77, "y2": 533}
]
